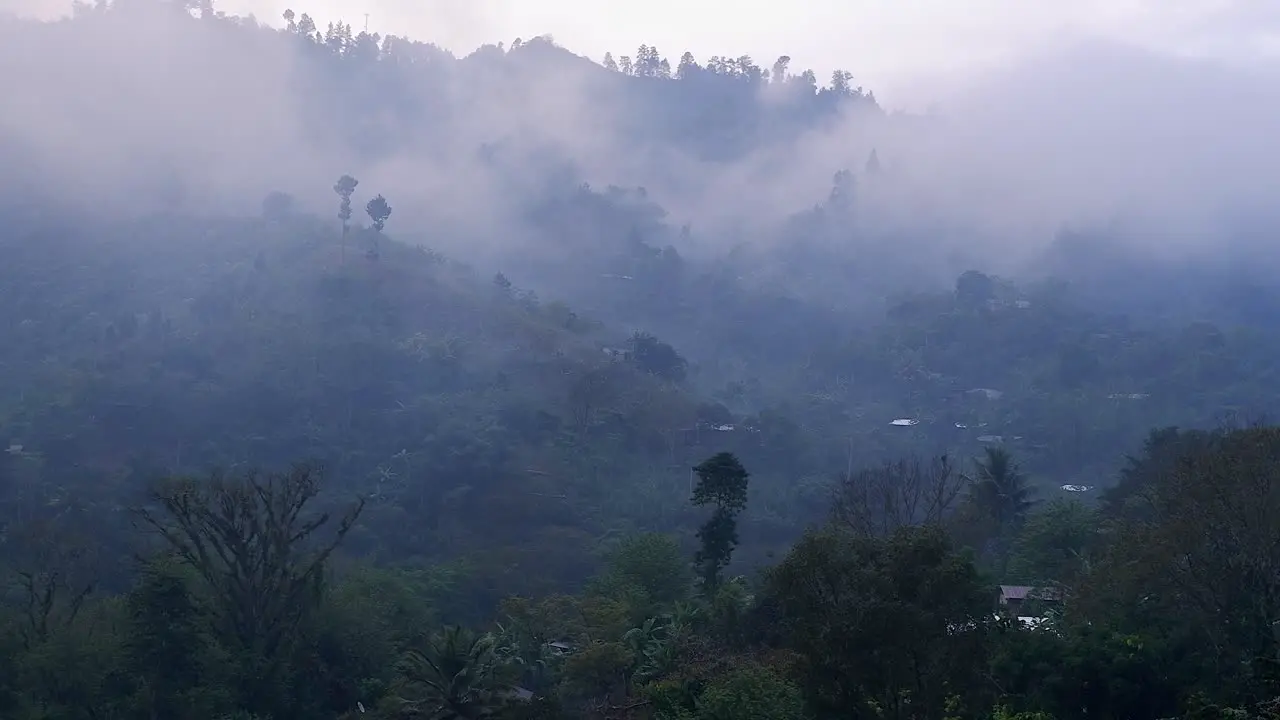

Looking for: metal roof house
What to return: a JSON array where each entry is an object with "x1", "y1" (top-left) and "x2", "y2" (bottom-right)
[{"x1": 998, "y1": 585, "x2": 1063, "y2": 614}]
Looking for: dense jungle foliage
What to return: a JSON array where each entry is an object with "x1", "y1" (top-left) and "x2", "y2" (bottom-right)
[{"x1": 3, "y1": 1, "x2": 1280, "y2": 718}]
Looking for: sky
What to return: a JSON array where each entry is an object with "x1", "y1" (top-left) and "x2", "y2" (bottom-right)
[{"x1": 4, "y1": 0, "x2": 1280, "y2": 108}]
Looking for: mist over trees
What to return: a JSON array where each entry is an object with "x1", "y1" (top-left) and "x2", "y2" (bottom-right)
[{"x1": 1, "y1": 0, "x2": 1280, "y2": 718}]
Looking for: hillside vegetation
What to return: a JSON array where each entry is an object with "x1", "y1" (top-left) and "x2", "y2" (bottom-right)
[{"x1": 2, "y1": 2, "x2": 1279, "y2": 719}]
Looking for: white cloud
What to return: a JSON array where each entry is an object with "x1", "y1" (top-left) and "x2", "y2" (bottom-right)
[{"x1": 2, "y1": 0, "x2": 1278, "y2": 274}]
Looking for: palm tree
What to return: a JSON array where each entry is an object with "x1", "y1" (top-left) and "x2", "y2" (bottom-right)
[
  {"x1": 966, "y1": 447, "x2": 1035, "y2": 531},
  {"x1": 963, "y1": 448, "x2": 1037, "y2": 574},
  {"x1": 393, "y1": 626, "x2": 510, "y2": 719},
  {"x1": 491, "y1": 622, "x2": 559, "y2": 694}
]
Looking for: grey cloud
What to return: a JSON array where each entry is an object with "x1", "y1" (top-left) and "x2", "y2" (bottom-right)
[{"x1": 1, "y1": 0, "x2": 1277, "y2": 285}]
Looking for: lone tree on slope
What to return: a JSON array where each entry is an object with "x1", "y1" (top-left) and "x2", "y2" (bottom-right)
[
  {"x1": 365, "y1": 193, "x2": 392, "y2": 260},
  {"x1": 334, "y1": 174, "x2": 359, "y2": 262}
]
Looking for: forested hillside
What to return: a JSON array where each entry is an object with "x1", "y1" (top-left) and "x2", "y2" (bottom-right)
[{"x1": 3, "y1": 1, "x2": 1280, "y2": 718}]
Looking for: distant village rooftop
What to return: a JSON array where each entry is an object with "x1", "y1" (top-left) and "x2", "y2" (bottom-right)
[{"x1": 999, "y1": 585, "x2": 1063, "y2": 606}]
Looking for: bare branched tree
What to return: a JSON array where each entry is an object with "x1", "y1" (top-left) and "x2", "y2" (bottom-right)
[
  {"x1": 7, "y1": 515, "x2": 97, "y2": 649},
  {"x1": 136, "y1": 463, "x2": 364, "y2": 658},
  {"x1": 831, "y1": 455, "x2": 966, "y2": 537}
]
